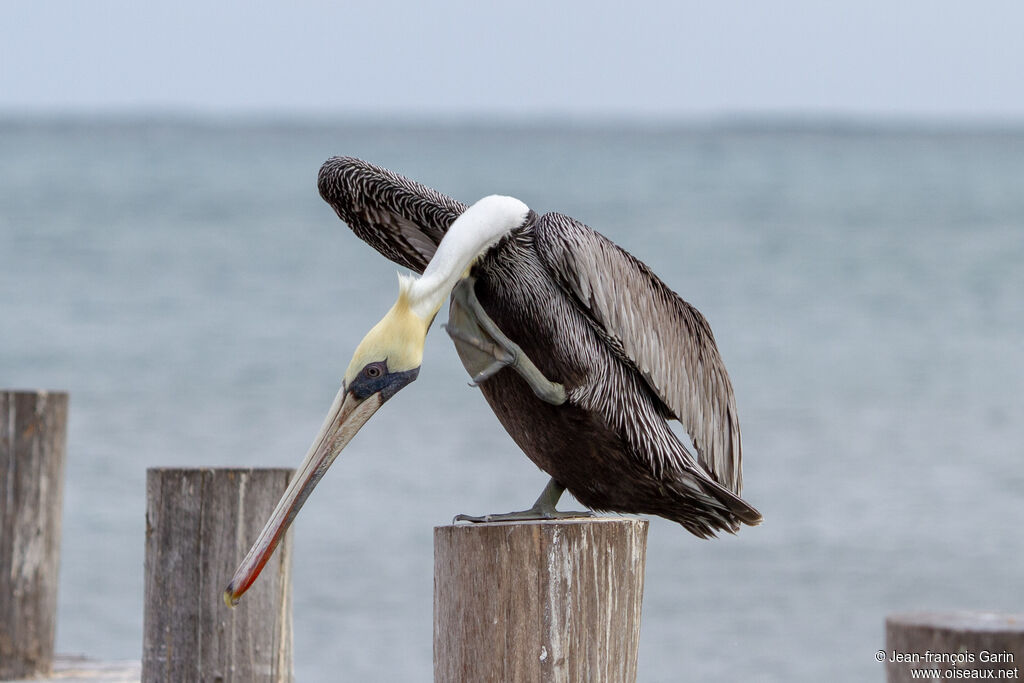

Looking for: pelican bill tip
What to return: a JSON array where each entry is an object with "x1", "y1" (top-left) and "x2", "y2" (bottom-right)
[{"x1": 223, "y1": 585, "x2": 240, "y2": 608}]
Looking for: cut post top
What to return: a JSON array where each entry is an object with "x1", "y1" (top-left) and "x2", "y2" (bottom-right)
[
  {"x1": 436, "y1": 515, "x2": 647, "y2": 530},
  {"x1": 887, "y1": 611, "x2": 1024, "y2": 633}
]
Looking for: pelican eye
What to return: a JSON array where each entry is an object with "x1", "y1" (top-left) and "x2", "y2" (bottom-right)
[{"x1": 365, "y1": 364, "x2": 384, "y2": 379}]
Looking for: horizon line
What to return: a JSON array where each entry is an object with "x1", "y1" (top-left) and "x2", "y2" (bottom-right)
[{"x1": 2, "y1": 107, "x2": 1024, "y2": 132}]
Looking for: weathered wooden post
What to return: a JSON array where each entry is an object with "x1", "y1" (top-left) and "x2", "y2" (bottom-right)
[
  {"x1": 0, "y1": 390, "x2": 68, "y2": 680},
  {"x1": 143, "y1": 468, "x2": 294, "y2": 683},
  {"x1": 885, "y1": 611, "x2": 1024, "y2": 682},
  {"x1": 434, "y1": 517, "x2": 648, "y2": 683}
]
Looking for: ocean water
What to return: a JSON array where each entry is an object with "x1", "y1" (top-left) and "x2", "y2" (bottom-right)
[{"x1": 1, "y1": 118, "x2": 1022, "y2": 682}]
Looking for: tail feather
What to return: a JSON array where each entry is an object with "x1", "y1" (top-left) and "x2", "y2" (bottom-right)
[{"x1": 668, "y1": 472, "x2": 762, "y2": 538}]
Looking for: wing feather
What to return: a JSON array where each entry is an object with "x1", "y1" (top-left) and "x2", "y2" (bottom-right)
[
  {"x1": 535, "y1": 213, "x2": 744, "y2": 493},
  {"x1": 317, "y1": 157, "x2": 467, "y2": 273}
]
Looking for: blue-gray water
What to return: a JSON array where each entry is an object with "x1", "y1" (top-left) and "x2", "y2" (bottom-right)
[{"x1": 2, "y1": 119, "x2": 1022, "y2": 681}]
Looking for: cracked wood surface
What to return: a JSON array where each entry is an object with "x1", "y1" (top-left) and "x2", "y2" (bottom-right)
[
  {"x1": 1, "y1": 390, "x2": 67, "y2": 679},
  {"x1": 434, "y1": 517, "x2": 648, "y2": 683},
  {"x1": 142, "y1": 468, "x2": 294, "y2": 683}
]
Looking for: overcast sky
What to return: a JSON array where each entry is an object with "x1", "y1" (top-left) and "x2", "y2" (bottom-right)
[{"x1": 2, "y1": 1, "x2": 1023, "y2": 120}]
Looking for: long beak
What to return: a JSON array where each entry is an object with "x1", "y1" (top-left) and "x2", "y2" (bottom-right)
[{"x1": 224, "y1": 386, "x2": 383, "y2": 606}]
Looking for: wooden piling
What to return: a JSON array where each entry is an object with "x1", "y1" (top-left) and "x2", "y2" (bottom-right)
[
  {"x1": 434, "y1": 517, "x2": 648, "y2": 683},
  {"x1": 885, "y1": 611, "x2": 1024, "y2": 682},
  {"x1": 143, "y1": 468, "x2": 294, "y2": 683},
  {"x1": 0, "y1": 390, "x2": 68, "y2": 680}
]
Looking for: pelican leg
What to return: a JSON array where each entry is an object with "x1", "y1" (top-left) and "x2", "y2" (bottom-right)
[
  {"x1": 453, "y1": 478, "x2": 595, "y2": 524},
  {"x1": 443, "y1": 276, "x2": 567, "y2": 406}
]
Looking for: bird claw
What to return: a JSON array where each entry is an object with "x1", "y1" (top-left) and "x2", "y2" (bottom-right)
[
  {"x1": 471, "y1": 359, "x2": 513, "y2": 385},
  {"x1": 452, "y1": 509, "x2": 596, "y2": 524},
  {"x1": 445, "y1": 323, "x2": 515, "y2": 388},
  {"x1": 465, "y1": 363, "x2": 511, "y2": 389},
  {"x1": 453, "y1": 513, "x2": 491, "y2": 524}
]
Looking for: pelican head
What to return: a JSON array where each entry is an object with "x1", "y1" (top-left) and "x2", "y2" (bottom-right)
[
  {"x1": 342, "y1": 275, "x2": 431, "y2": 398},
  {"x1": 224, "y1": 279, "x2": 431, "y2": 606}
]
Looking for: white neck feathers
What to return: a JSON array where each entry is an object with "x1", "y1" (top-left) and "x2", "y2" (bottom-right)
[{"x1": 405, "y1": 195, "x2": 529, "y2": 319}]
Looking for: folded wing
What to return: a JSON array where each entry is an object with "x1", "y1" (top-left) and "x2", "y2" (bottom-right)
[{"x1": 535, "y1": 213, "x2": 743, "y2": 493}]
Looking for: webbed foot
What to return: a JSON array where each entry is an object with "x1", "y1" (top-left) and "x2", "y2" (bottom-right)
[
  {"x1": 453, "y1": 509, "x2": 596, "y2": 524},
  {"x1": 452, "y1": 478, "x2": 595, "y2": 524},
  {"x1": 444, "y1": 277, "x2": 567, "y2": 406}
]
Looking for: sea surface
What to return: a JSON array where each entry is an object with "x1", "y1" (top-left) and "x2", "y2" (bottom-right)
[{"x1": 1, "y1": 118, "x2": 1022, "y2": 682}]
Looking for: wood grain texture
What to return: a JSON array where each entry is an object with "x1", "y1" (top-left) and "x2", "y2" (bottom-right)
[
  {"x1": 434, "y1": 517, "x2": 648, "y2": 683},
  {"x1": 886, "y1": 611, "x2": 1024, "y2": 682},
  {"x1": 4, "y1": 655, "x2": 140, "y2": 683},
  {"x1": 142, "y1": 468, "x2": 294, "y2": 683},
  {"x1": 0, "y1": 390, "x2": 68, "y2": 679}
]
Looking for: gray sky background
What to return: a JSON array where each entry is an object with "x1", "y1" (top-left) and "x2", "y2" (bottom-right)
[{"x1": 2, "y1": 0, "x2": 1023, "y2": 120}]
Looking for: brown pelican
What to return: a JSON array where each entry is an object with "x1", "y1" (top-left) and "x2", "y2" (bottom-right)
[{"x1": 225, "y1": 157, "x2": 761, "y2": 605}]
